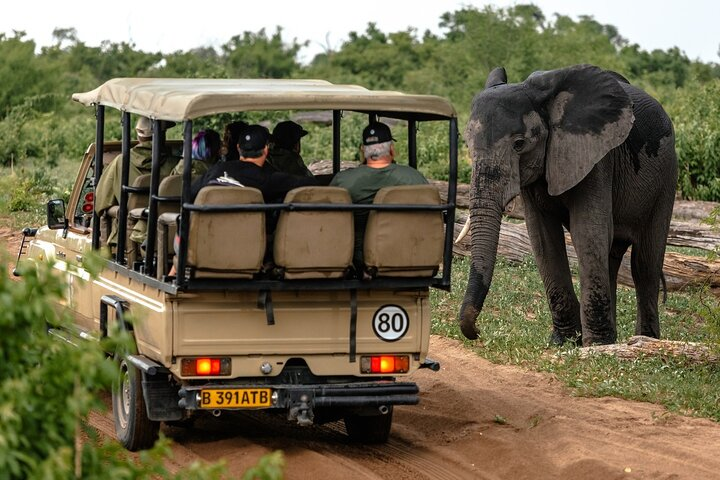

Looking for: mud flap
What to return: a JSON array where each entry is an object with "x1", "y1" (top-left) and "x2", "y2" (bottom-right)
[
  {"x1": 349, "y1": 289, "x2": 357, "y2": 362},
  {"x1": 141, "y1": 372, "x2": 183, "y2": 422}
]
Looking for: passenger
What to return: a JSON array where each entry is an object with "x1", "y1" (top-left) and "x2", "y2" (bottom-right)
[
  {"x1": 191, "y1": 124, "x2": 317, "y2": 202},
  {"x1": 267, "y1": 120, "x2": 314, "y2": 177},
  {"x1": 168, "y1": 124, "x2": 318, "y2": 277},
  {"x1": 170, "y1": 129, "x2": 222, "y2": 176},
  {"x1": 95, "y1": 116, "x2": 179, "y2": 246},
  {"x1": 220, "y1": 121, "x2": 249, "y2": 162},
  {"x1": 329, "y1": 121, "x2": 428, "y2": 267}
]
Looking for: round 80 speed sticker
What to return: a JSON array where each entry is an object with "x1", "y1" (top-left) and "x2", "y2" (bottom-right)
[{"x1": 372, "y1": 305, "x2": 409, "y2": 342}]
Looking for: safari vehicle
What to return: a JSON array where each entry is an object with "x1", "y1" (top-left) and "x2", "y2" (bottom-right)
[{"x1": 16, "y1": 78, "x2": 458, "y2": 450}]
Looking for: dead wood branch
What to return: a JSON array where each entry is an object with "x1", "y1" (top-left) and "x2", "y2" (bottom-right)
[{"x1": 576, "y1": 335, "x2": 719, "y2": 364}]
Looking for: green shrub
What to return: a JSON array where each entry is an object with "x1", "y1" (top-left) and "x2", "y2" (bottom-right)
[
  {"x1": 8, "y1": 168, "x2": 64, "y2": 213},
  {"x1": 672, "y1": 79, "x2": 720, "y2": 201},
  {"x1": 2, "y1": 256, "x2": 284, "y2": 479}
]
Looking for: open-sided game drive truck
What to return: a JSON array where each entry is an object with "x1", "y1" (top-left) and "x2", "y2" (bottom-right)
[{"x1": 16, "y1": 78, "x2": 458, "y2": 450}]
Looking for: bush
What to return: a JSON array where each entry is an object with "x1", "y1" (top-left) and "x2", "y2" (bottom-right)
[
  {"x1": 8, "y1": 168, "x2": 65, "y2": 213},
  {"x1": 672, "y1": 79, "x2": 720, "y2": 201},
  {"x1": 1, "y1": 256, "x2": 282, "y2": 479}
]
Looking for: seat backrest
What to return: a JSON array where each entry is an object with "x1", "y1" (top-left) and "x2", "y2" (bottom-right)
[
  {"x1": 127, "y1": 173, "x2": 152, "y2": 211},
  {"x1": 157, "y1": 174, "x2": 182, "y2": 217},
  {"x1": 273, "y1": 186, "x2": 353, "y2": 279},
  {"x1": 363, "y1": 184, "x2": 444, "y2": 277},
  {"x1": 187, "y1": 186, "x2": 265, "y2": 279}
]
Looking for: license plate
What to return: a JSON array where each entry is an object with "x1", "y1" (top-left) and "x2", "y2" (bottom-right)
[{"x1": 199, "y1": 388, "x2": 272, "y2": 408}]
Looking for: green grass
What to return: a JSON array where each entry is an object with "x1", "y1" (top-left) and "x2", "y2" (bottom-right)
[{"x1": 432, "y1": 254, "x2": 720, "y2": 421}]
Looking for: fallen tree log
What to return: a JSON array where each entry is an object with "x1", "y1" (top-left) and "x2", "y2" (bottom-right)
[
  {"x1": 432, "y1": 180, "x2": 719, "y2": 224},
  {"x1": 574, "y1": 335, "x2": 719, "y2": 364},
  {"x1": 453, "y1": 219, "x2": 720, "y2": 291}
]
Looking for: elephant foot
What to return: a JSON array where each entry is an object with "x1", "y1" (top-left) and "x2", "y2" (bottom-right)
[
  {"x1": 548, "y1": 329, "x2": 582, "y2": 347},
  {"x1": 581, "y1": 334, "x2": 616, "y2": 347}
]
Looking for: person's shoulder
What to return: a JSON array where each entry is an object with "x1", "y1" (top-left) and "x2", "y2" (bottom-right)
[
  {"x1": 330, "y1": 165, "x2": 367, "y2": 183},
  {"x1": 391, "y1": 164, "x2": 428, "y2": 182}
]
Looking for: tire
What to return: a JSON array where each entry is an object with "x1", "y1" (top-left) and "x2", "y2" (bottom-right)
[
  {"x1": 112, "y1": 356, "x2": 160, "y2": 451},
  {"x1": 344, "y1": 406, "x2": 393, "y2": 444}
]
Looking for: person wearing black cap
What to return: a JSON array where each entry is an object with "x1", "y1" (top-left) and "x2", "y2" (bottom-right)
[
  {"x1": 190, "y1": 124, "x2": 317, "y2": 202},
  {"x1": 329, "y1": 121, "x2": 428, "y2": 266},
  {"x1": 267, "y1": 120, "x2": 314, "y2": 177}
]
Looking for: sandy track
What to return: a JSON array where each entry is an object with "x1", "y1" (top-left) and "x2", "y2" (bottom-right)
[{"x1": 89, "y1": 336, "x2": 720, "y2": 480}]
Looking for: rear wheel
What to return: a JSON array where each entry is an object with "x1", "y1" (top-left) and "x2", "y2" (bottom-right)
[
  {"x1": 112, "y1": 357, "x2": 160, "y2": 451},
  {"x1": 344, "y1": 406, "x2": 393, "y2": 444}
]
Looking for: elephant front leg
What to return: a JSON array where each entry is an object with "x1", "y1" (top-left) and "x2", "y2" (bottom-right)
[
  {"x1": 522, "y1": 194, "x2": 581, "y2": 345},
  {"x1": 570, "y1": 219, "x2": 616, "y2": 346}
]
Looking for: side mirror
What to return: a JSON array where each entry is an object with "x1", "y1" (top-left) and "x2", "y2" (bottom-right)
[{"x1": 46, "y1": 199, "x2": 68, "y2": 230}]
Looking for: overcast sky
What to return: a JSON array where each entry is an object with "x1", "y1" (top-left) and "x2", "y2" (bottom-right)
[{"x1": 3, "y1": 0, "x2": 719, "y2": 64}]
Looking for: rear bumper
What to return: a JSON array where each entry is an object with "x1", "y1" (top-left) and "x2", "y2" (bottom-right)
[{"x1": 178, "y1": 381, "x2": 420, "y2": 410}]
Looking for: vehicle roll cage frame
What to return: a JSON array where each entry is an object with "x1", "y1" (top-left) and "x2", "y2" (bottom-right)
[{"x1": 91, "y1": 106, "x2": 459, "y2": 295}]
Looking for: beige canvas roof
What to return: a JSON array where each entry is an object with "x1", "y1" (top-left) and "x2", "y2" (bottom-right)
[{"x1": 72, "y1": 78, "x2": 456, "y2": 121}]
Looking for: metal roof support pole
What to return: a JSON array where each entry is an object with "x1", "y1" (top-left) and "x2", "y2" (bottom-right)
[
  {"x1": 332, "y1": 110, "x2": 341, "y2": 174},
  {"x1": 91, "y1": 105, "x2": 105, "y2": 250},
  {"x1": 116, "y1": 111, "x2": 131, "y2": 265},
  {"x1": 143, "y1": 119, "x2": 162, "y2": 276},
  {"x1": 408, "y1": 119, "x2": 417, "y2": 169},
  {"x1": 441, "y1": 117, "x2": 459, "y2": 287},
  {"x1": 177, "y1": 120, "x2": 193, "y2": 286}
]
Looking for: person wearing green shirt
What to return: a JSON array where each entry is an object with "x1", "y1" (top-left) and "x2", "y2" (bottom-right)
[{"x1": 330, "y1": 121, "x2": 428, "y2": 267}]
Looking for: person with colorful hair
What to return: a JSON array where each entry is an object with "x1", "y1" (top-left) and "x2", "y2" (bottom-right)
[{"x1": 170, "y1": 129, "x2": 221, "y2": 176}]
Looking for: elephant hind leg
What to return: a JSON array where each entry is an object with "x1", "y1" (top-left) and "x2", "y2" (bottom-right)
[
  {"x1": 630, "y1": 237, "x2": 665, "y2": 338},
  {"x1": 609, "y1": 240, "x2": 631, "y2": 333}
]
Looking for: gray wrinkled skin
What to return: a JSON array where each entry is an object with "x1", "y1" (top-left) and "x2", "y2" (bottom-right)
[{"x1": 458, "y1": 64, "x2": 678, "y2": 346}]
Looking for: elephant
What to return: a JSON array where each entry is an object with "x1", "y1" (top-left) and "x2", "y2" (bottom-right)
[{"x1": 457, "y1": 64, "x2": 678, "y2": 346}]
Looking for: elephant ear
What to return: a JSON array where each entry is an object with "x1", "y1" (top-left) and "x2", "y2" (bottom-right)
[
  {"x1": 525, "y1": 64, "x2": 634, "y2": 196},
  {"x1": 485, "y1": 67, "x2": 507, "y2": 88}
]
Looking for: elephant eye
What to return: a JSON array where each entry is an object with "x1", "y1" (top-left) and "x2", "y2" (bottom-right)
[{"x1": 512, "y1": 138, "x2": 525, "y2": 152}]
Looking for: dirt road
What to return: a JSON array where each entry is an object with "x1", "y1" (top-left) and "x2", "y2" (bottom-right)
[
  {"x1": 4, "y1": 229, "x2": 719, "y2": 479},
  {"x1": 89, "y1": 335, "x2": 720, "y2": 480}
]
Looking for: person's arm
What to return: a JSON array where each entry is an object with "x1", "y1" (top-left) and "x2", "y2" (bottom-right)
[
  {"x1": 94, "y1": 156, "x2": 119, "y2": 214},
  {"x1": 190, "y1": 166, "x2": 217, "y2": 201}
]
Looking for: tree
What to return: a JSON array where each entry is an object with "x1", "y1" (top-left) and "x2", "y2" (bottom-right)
[
  {"x1": 221, "y1": 27, "x2": 304, "y2": 78},
  {"x1": 0, "y1": 32, "x2": 53, "y2": 118}
]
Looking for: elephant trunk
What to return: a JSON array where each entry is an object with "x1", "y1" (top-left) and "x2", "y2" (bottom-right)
[{"x1": 458, "y1": 185, "x2": 505, "y2": 340}]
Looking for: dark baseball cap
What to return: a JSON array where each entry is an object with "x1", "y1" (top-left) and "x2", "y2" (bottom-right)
[
  {"x1": 272, "y1": 120, "x2": 308, "y2": 149},
  {"x1": 237, "y1": 124, "x2": 270, "y2": 152},
  {"x1": 362, "y1": 122, "x2": 396, "y2": 145}
]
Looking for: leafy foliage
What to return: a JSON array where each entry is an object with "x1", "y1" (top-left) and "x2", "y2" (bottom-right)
[
  {"x1": 0, "y1": 4, "x2": 719, "y2": 197},
  {"x1": 1, "y1": 256, "x2": 286, "y2": 478},
  {"x1": 671, "y1": 79, "x2": 720, "y2": 200}
]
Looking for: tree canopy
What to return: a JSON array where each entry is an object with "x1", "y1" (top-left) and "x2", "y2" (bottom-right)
[{"x1": 1, "y1": 4, "x2": 719, "y2": 198}]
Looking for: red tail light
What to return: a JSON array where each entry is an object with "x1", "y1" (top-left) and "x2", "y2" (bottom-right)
[
  {"x1": 360, "y1": 355, "x2": 410, "y2": 374},
  {"x1": 181, "y1": 357, "x2": 231, "y2": 376}
]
